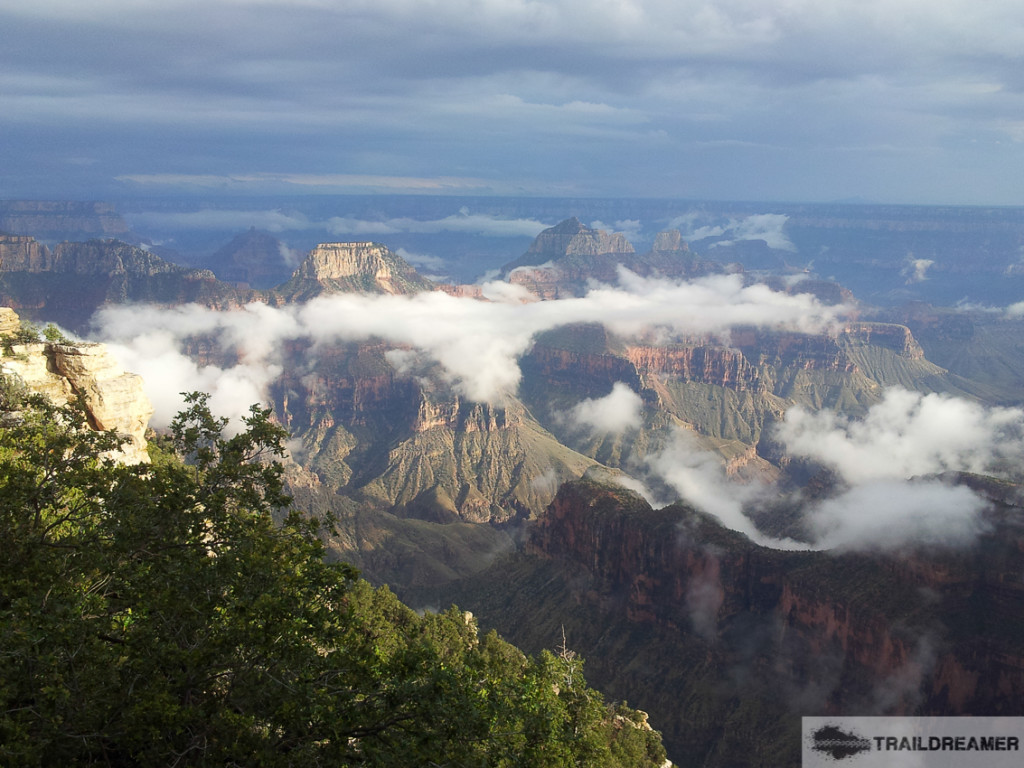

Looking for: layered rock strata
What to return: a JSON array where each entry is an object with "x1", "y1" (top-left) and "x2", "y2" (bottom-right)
[{"x1": 0, "y1": 309, "x2": 152, "y2": 464}]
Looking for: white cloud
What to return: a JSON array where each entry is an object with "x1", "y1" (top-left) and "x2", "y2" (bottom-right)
[
  {"x1": 92, "y1": 271, "x2": 848, "y2": 425},
  {"x1": 569, "y1": 382, "x2": 643, "y2": 434},
  {"x1": 635, "y1": 388, "x2": 1024, "y2": 552},
  {"x1": 395, "y1": 247, "x2": 447, "y2": 272},
  {"x1": 1005, "y1": 301, "x2": 1024, "y2": 318},
  {"x1": 116, "y1": 173, "x2": 491, "y2": 193},
  {"x1": 904, "y1": 257, "x2": 935, "y2": 283},
  {"x1": 125, "y1": 206, "x2": 549, "y2": 239},
  {"x1": 327, "y1": 210, "x2": 550, "y2": 238},
  {"x1": 644, "y1": 429, "x2": 807, "y2": 549},
  {"x1": 590, "y1": 219, "x2": 643, "y2": 244},
  {"x1": 808, "y1": 480, "x2": 988, "y2": 551},
  {"x1": 673, "y1": 213, "x2": 796, "y2": 252},
  {"x1": 772, "y1": 388, "x2": 1024, "y2": 550},
  {"x1": 776, "y1": 388, "x2": 1024, "y2": 483}
]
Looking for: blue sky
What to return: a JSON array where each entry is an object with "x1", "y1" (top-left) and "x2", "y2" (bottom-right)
[{"x1": 3, "y1": 0, "x2": 1024, "y2": 204}]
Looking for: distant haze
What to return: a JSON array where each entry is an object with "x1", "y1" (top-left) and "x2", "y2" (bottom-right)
[{"x1": 3, "y1": 1, "x2": 1024, "y2": 204}]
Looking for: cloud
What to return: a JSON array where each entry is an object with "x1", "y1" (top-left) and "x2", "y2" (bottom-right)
[
  {"x1": 568, "y1": 382, "x2": 643, "y2": 435},
  {"x1": 776, "y1": 388, "x2": 1024, "y2": 483},
  {"x1": 1005, "y1": 301, "x2": 1024, "y2": 318},
  {"x1": 7, "y1": 0, "x2": 1024, "y2": 203},
  {"x1": 125, "y1": 209, "x2": 315, "y2": 233},
  {"x1": 590, "y1": 219, "x2": 643, "y2": 244},
  {"x1": 395, "y1": 247, "x2": 446, "y2": 272},
  {"x1": 125, "y1": 206, "x2": 550, "y2": 238},
  {"x1": 773, "y1": 388, "x2": 1024, "y2": 550},
  {"x1": 643, "y1": 429, "x2": 805, "y2": 549},
  {"x1": 635, "y1": 388, "x2": 1023, "y2": 552},
  {"x1": 904, "y1": 257, "x2": 935, "y2": 283},
  {"x1": 326, "y1": 210, "x2": 550, "y2": 238},
  {"x1": 116, "y1": 173, "x2": 492, "y2": 193},
  {"x1": 278, "y1": 241, "x2": 301, "y2": 267},
  {"x1": 672, "y1": 213, "x2": 797, "y2": 252},
  {"x1": 92, "y1": 271, "x2": 848, "y2": 426},
  {"x1": 808, "y1": 479, "x2": 988, "y2": 551}
]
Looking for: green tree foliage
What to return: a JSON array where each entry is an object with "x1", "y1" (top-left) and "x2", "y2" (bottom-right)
[{"x1": 0, "y1": 388, "x2": 667, "y2": 767}]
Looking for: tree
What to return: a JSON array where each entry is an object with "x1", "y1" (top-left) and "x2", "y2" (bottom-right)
[{"x1": 0, "y1": 387, "x2": 667, "y2": 767}]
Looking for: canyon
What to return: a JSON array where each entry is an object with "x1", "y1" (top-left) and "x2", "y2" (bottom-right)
[{"x1": 3, "y1": 203, "x2": 1024, "y2": 765}]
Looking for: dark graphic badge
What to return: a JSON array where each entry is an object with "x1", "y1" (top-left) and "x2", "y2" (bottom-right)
[{"x1": 810, "y1": 724, "x2": 873, "y2": 760}]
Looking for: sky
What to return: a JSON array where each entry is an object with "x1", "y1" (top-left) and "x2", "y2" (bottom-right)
[{"x1": 3, "y1": 0, "x2": 1024, "y2": 205}]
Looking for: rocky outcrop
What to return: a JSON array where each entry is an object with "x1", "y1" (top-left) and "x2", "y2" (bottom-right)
[
  {"x1": 651, "y1": 229, "x2": 687, "y2": 253},
  {"x1": 504, "y1": 218, "x2": 635, "y2": 273},
  {"x1": 276, "y1": 242, "x2": 434, "y2": 300},
  {"x1": 729, "y1": 328, "x2": 855, "y2": 372},
  {"x1": 49, "y1": 240, "x2": 194, "y2": 276},
  {"x1": 0, "y1": 311, "x2": 153, "y2": 464},
  {"x1": 413, "y1": 395, "x2": 519, "y2": 434},
  {"x1": 0, "y1": 233, "x2": 53, "y2": 271},
  {"x1": 0, "y1": 307, "x2": 21, "y2": 337},
  {"x1": 523, "y1": 345, "x2": 642, "y2": 395},
  {"x1": 842, "y1": 322, "x2": 925, "y2": 358}
]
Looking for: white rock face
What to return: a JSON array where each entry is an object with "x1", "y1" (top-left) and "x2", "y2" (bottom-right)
[
  {"x1": 1, "y1": 322, "x2": 154, "y2": 464},
  {"x1": 51, "y1": 344, "x2": 154, "y2": 465}
]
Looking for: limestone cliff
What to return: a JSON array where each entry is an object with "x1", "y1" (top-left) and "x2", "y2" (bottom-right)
[
  {"x1": 275, "y1": 242, "x2": 433, "y2": 300},
  {"x1": 0, "y1": 308, "x2": 153, "y2": 464}
]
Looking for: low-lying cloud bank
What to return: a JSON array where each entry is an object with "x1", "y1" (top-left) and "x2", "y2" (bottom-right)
[
  {"x1": 93, "y1": 276, "x2": 1016, "y2": 554},
  {"x1": 635, "y1": 389, "x2": 1023, "y2": 552},
  {"x1": 670, "y1": 212, "x2": 796, "y2": 252},
  {"x1": 93, "y1": 270, "x2": 847, "y2": 427},
  {"x1": 125, "y1": 208, "x2": 550, "y2": 238}
]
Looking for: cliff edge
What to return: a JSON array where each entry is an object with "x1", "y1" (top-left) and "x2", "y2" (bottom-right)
[{"x1": 0, "y1": 308, "x2": 153, "y2": 464}]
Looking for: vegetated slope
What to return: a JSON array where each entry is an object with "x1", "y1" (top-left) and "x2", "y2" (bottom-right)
[
  {"x1": 438, "y1": 475, "x2": 1024, "y2": 767},
  {"x1": 0, "y1": 389, "x2": 668, "y2": 768},
  {"x1": 876, "y1": 304, "x2": 1024, "y2": 404}
]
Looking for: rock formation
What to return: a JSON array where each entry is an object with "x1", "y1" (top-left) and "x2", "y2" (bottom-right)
[
  {"x1": 275, "y1": 242, "x2": 434, "y2": 300},
  {"x1": 0, "y1": 309, "x2": 153, "y2": 464},
  {"x1": 0, "y1": 233, "x2": 53, "y2": 271},
  {"x1": 501, "y1": 220, "x2": 722, "y2": 298},
  {"x1": 0, "y1": 235, "x2": 251, "y2": 331}
]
